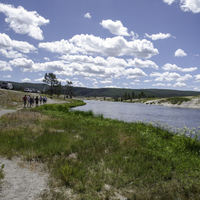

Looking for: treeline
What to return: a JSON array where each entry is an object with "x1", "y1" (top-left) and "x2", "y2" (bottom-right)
[{"x1": 114, "y1": 91, "x2": 155, "y2": 101}]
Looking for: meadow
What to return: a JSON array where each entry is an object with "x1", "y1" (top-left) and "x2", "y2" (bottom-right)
[{"x1": 0, "y1": 101, "x2": 200, "y2": 199}]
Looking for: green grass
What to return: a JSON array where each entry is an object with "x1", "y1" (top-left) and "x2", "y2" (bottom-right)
[{"x1": 1, "y1": 101, "x2": 200, "y2": 199}]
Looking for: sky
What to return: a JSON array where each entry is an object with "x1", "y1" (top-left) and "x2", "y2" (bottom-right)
[{"x1": 0, "y1": 0, "x2": 200, "y2": 90}]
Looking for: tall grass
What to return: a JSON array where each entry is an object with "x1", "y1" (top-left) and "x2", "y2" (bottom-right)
[{"x1": 1, "y1": 102, "x2": 200, "y2": 199}]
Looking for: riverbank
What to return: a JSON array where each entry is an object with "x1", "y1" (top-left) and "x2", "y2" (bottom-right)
[
  {"x1": 79, "y1": 95, "x2": 200, "y2": 109},
  {"x1": 1, "y1": 102, "x2": 200, "y2": 199}
]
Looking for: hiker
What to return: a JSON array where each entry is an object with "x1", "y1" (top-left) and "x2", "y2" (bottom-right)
[
  {"x1": 30, "y1": 96, "x2": 33, "y2": 108},
  {"x1": 28, "y1": 95, "x2": 31, "y2": 107},
  {"x1": 45, "y1": 96, "x2": 47, "y2": 103},
  {"x1": 23, "y1": 95, "x2": 27, "y2": 108},
  {"x1": 32, "y1": 96, "x2": 35, "y2": 107},
  {"x1": 40, "y1": 96, "x2": 43, "y2": 105},
  {"x1": 35, "y1": 96, "x2": 39, "y2": 107},
  {"x1": 43, "y1": 96, "x2": 45, "y2": 104}
]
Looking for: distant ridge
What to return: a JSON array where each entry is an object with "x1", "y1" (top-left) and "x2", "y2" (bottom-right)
[{"x1": 1, "y1": 80, "x2": 200, "y2": 98}]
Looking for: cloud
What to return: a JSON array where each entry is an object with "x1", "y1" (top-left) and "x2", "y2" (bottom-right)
[
  {"x1": 180, "y1": 0, "x2": 200, "y2": 13},
  {"x1": 145, "y1": 32, "x2": 171, "y2": 40},
  {"x1": 104, "y1": 85, "x2": 121, "y2": 88},
  {"x1": 150, "y1": 72, "x2": 181, "y2": 81},
  {"x1": 0, "y1": 60, "x2": 12, "y2": 71},
  {"x1": 3, "y1": 75, "x2": 11, "y2": 78},
  {"x1": 173, "y1": 82, "x2": 187, "y2": 87},
  {"x1": 0, "y1": 49, "x2": 24, "y2": 59},
  {"x1": 163, "y1": 0, "x2": 175, "y2": 5},
  {"x1": 126, "y1": 68, "x2": 148, "y2": 79},
  {"x1": 39, "y1": 39, "x2": 80, "y2": 54},
  {"x1": 0, "y1": 33, "x2": 36, "y2": 53},
  {"x1": 39, "y1": 34, "x2": 159, "y2": 58},
  {"x1": 127, "y1": 58, "x2": 159, "y2": 69},
  {"x1": 0, "y1": 3, "x2": 49, "y2": 40},
  {"x1": 44, "y1": 57, "x2": 50, "y2": 61},
  {"x1": 163, "y1": 0, "x2": 200, "y2": 13},
  {"x1": 34, "y1": 77, "x2": 44, "y2": 82},
  {"x1": 176, "y1": 74, "x2": 193, "y2": 82},
  {"x1": 100, "y1": 80, "x2": 113, "y2": 84},
  {"x1": 84, "y1": 13, "x2": 91, "y2": 19},
  {"x1": 100, "y1": 19, "x2": 130, "y2": 36},
  {"x1": 9, "y1": 58, "x2": 34, "y2": 72},
  {"x1": 152, "y1": 83, "x2": 166, "y2": 86},
  {"x1": 162, "y1": 63, "x2": 197, "y2": 72},
  {"x1": 194, "y1": 87, "x2": 200, "y2": 91},
  {"x1": 21, "y1": 78, "x2": 31, "y2": 82},
  {"x1": 175, "y1": 49, "x2": 187, "y2": 57},
  {"x1": 144, "y1": 80, "x2": 152, "y2": 82},
  {"x1": 194, "y1": 74, "x2": 200, "y2": 82},
  {"x1": 71, "y1": 34, "x2": 159, "y2": 58}
]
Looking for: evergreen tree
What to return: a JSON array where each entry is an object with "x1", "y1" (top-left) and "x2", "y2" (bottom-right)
[
  {"x1": 55, "y1": 82, "x2": 63, "y2": 97},
  {"x1": 65, "y1": 81, "x2": 73, "y2": 98},
  {"x1": 43, "y1": 73, "x2": 59, "y2": 96},
  {"x1": 131, "y1": 91, "x2": 135, "y2": 99}
]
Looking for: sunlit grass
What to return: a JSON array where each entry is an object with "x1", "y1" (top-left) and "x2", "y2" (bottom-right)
[{"x1": 1, "y1": 101, "x2": 200, "y2": 199}]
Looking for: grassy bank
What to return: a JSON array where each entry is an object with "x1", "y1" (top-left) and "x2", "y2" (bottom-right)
[{"x1": 0, "y1": 101, "x2": 200, "y2": 199}]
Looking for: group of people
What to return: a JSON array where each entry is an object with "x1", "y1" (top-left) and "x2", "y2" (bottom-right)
[{"x1": 23, "y1": 95, "x2": 47, "y2": 108}]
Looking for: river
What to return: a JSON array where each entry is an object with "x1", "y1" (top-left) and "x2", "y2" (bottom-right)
[{"x1": 71, "y1": 100, "x2": 200, "y2": 131}]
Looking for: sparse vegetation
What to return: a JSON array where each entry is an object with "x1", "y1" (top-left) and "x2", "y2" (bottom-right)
[
  {"x1": 1, "y1": 102, "x2": 200, "y2": 199},
  {"x1": 158, "y1": 97, "x2": 191, "y2": 105}
]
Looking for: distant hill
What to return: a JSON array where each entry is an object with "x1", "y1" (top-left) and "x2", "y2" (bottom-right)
[{"x1": 1, "y1": 80, "x2": 200, "y2": 98}]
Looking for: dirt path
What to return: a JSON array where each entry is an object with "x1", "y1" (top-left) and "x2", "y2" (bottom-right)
[
  {"x1": 0, "y1": 157, "x2": 49, "y2": 200},
  {"x1": 0, "y1": 98, "x2": 67, "y2": 200}
]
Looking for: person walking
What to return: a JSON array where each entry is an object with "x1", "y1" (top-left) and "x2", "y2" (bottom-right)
[
  {"x1": 32, "y1": 96, "x2": 35, "y2": 107},
  {"x1": 43, "y1": 96, "x2": 45, "y2": 104},
  {"x1": 28, "y1": 95, "x2": 31, "y2": 107},
  {"x1": 40, "y1": 96, "x2": 43, "y2": 105},
  {"x1": 45, "y1": 96, "x2": 47, "y2": 103},
  {"x1": 22, "y1": 95, "x2": 27, "y2": 108},
  {"x1": 35, "y1": 96, "x2": 39, "y2": 107},
  {"x1": 30, "y1": 96, "x2": 33, "y2": 108}
]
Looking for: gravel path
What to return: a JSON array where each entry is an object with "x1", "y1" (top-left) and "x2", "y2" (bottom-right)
[{"x1": 0, "y1": 157, "x2": 49, "y2": 200}]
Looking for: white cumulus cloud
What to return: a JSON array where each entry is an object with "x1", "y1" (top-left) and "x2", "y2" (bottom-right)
[
  {"x1": 39, "y1": 34, "x2": 159, "y2": 58},
  {"x1": 127, "y1": 58, "x2": 159, "y2": 69},
  {"x1": 194, "y1": 74, "x2": 200, "y2": 82},
  {"x1": 175, "y1": 49, "x2": 187, "y2": 57},
  {"x1": 150, "y1": 72, "x2": 181, "y2": 81},
  {"x1": 176, "y1": 74, "x2": 193, "y2": 82},
  {"x1": 180, "y1": 0, "x2": 200, "y2": 13},
  {"x1": 163, "y1": 0, "x2": 176, "y2": 5},
  {"x1": 0, "y1": 49, "x2": 24, "y2": 59},
  {"x1": 162, "y1": 63, "x2": 197, "y2": 72},
  {"x1": 0, "y1": 33, "x2": 36, "y2": 53},
  {"x1": 0, "y1": 3, "x2": 49, "y2": 40},
  {"x1": 145, "y1": 32, "x2": 171, "y2": 40},
  {"x1": 84, "y1": 13, "x2": 91, "y2": 19},
  {"x1": 173, "y1": 82, "x2": 187, "y2": 87},
  {"x1": 0, "y1": 60, "x2": 12, "y2": 71},
  {"x1": 9, "y1": 58, "x2": 34, "y2": 72},
  {"x1": 21, "y1": 78, "x2": 31, "y2": 82},
  {"x1": 100, "y1": 19, "x2": 130, "y2": 36}
]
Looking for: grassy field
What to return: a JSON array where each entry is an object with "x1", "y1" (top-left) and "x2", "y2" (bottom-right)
[{"x1": 1, "y1": 102, "x2": 200, "y2": 199}]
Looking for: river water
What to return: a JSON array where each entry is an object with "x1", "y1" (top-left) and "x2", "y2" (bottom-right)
[{"x1": 71, "y1": 100, "x2": 200, "y2": 130}]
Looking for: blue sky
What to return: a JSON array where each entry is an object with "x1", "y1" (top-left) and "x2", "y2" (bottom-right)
[{"x1": 0, "y1": 0, "x2": 200, "y2": 90}]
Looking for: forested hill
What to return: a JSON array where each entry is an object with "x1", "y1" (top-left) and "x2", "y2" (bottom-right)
[
  {"x1": 73, "y1": 87, "x2": 200, "y2": 98},
  {"x1": 1, "y1": 80, "x2": 200, "y2": 98}
]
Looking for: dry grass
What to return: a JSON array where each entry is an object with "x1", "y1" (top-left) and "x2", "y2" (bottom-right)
[{"x1": 0, "y1": 89, "x2": 25, "y2": 109}]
